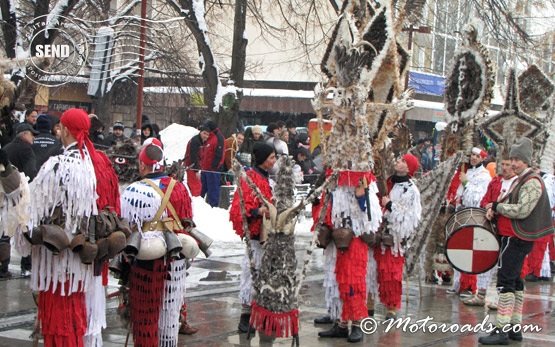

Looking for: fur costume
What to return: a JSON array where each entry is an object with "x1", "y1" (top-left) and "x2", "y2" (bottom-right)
[
  {"x1": 120, "y1": 174, "x2": 193, "y2": 347},
  {"x1": 250, "y1": 157, "x2": 300, "y2": 338}
]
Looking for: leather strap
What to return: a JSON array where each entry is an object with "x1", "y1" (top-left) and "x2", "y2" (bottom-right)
[{"x1": 142, "y1": 178, "x2": 184, "y2": 230}]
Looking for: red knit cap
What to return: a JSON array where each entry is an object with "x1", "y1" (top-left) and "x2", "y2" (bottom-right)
[
  {"x1": 60, "y1": 108, "x2": 120, "y2": 213},
  {"x1": 403, "y1": 153, "x2": 419, "y2": 177}
]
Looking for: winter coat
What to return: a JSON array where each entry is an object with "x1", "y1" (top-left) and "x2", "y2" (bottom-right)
[
  {"x1": 103, "y1": 133, "x2": 129, "y2": 147},
  {"x1": 3, "y1": 136, "x2": 37, "y2": 181},
  {"x1": 229, "y1": 166, "x2": 273, "y2": 239},
  {"x1": 184, "y1": 134, "x2": 203, "y2": 170},
  {"x1": 32, "y1": 131, "x2": 63, "y2": 169},
  {"x1": 199, "y1": 128, "x2": 224, "y2": 171}
]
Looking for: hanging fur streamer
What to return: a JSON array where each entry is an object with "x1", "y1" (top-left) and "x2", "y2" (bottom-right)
[{"x1": 405, "y1": 152, "x2": 464, "y2": 275}]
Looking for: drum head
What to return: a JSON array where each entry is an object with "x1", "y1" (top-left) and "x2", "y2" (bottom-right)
[{"x1": 445, "y1": 225, "x2": 499, "y2": 274}]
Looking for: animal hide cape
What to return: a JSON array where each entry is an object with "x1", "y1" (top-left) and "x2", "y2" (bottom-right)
[{"x1": 250, "y1": 157, "x2": 299, "y2": 338}]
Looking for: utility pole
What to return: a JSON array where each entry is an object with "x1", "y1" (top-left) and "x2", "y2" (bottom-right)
[{"x1": 136, "y1": 0, "x2": 147, "y2": 135}]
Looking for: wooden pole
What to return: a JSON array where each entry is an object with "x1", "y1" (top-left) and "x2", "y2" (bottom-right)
[{"x1": 136, "y1": 0, "x2": 147, "y2": 135}]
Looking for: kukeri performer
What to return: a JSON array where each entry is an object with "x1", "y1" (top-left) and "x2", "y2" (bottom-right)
[
  {"x1": 315, "y1": 169, "x2": 382, "y2": 343},
  {"x1": 0, "y1": 149, "x2": 30, "y2": 279},
  {"x1": 463, "y1": 156, "x2": 517, "y2": 308},
  {"x1": 229, "y1": 142, "x2": 276, "y2": 334},
  {"x1": 23, "y1": 108, "x2": 120, "y2": 347},
  {"x1": 120, "y1": 138, "x2": 198, "y2": 347},
  {"x1": 447, "y1": 147, "x2": 491, "y2": 296},
  {"x1": 479, "y1": 138, "x2": 554, "y2": 345},
  {"x1": 373, "y1": 154, "x2": 421, "y2": 320}
]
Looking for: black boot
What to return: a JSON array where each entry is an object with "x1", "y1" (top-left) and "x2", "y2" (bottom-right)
[
  {"x1": 508, "y1": 325, "x2": 523, "y2": 341},
  {"x1": 348, "y1": 325, "x2": 363, "y2": 343},
  {"x1": 238, "y1": 313, "x2": 255, "y2": 334},
  {"x1": 314, "y1": 315, "x2": 333, "y2": 324},
  {"x1": 318, "y1": 323, "x2": 348, "y2": 338},
  {"x1": 478, "y1": 328, "x2": 509, "y2": 345},
  {"x1": 367, "y1": 309, "x2": 374, "y2": 317}
]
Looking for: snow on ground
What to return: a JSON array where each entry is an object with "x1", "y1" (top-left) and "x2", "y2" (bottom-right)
[
  {"x1": 191, "y1": 196, "x2": 239, "y2": 244},
  {"x1": 159, "y1": 123, "x2": 199, "y2": 164}
]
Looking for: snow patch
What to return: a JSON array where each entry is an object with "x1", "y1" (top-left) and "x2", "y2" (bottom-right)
[
  {"x1": 159, "y1": 123, "x2": 199, "y2": 165},
  {"x1": 191, "y1": 196, "x2": 238, "y2": 243}
]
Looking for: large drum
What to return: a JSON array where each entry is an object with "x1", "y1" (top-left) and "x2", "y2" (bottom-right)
[{"x1": 444, "y1": 207, "x2": 499, "y2": 274}]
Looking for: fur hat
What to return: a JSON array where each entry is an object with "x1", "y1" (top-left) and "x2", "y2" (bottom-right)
[
  {"x1": 403, "y1": 153, "x2": 419, "y2": 177},
  {"x1": 253, "y1": 142, "x2": 275, "y2": 166},
  {"x1": 509, "y1": 137, "x2": 533, "y2": 165}
]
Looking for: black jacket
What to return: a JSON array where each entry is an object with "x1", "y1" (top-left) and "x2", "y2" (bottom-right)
[
  {"x1": 32, "y1": 132, "x2": 63, "y2": 169},
  {"x1": 3, "y1": 136, "x2": 37, "y2": 181}
]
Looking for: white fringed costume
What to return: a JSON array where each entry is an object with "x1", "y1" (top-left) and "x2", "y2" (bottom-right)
[
  {"x1": 451, "y1": 163, "x2": 491, "y2": 292},
  {"x1": 374, "y1": 176, "x2": 421, "y2": 310},
  {"x1": 457, "y1": 164, "x2": 491, "y2": 209},
  {"x1": 27, "y1": 145, "x2": 98, "y2": 347},
  {"x1": 2, "y1": 165, "x2": 31, "y2": 253},
  {"x1": 120, "y1": 174, "x2": 193, "y2": 347}
]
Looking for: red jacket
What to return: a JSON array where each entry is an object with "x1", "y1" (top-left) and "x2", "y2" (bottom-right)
[
  {"x1": 480, "y1": 175, "x2": 515, "y2": 237},
  {"x1": 200, "y1": 129, "x2": 225, "y2": 171},
  {"x1": 229, "y1": 167, "x2": 273, "y2": 239}
]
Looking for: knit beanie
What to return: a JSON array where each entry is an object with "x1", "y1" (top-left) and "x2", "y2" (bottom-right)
[
  {"x1": 253, "y1": 142, "x2": 275, "y2": 166},
  {"x1": 36, "y1": 114, "x2": 51, "y2": 132},
  {"x1": 509, "y1": 137, "x2": 533, "y2": 165},
  {"x1": 403, "y1": 153, "x2": 419, "y2": 177}
]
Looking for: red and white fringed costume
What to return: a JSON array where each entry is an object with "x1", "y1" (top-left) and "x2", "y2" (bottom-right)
[
  {"x1": 315, "y1": 170, "x2": 382, "y2": 322},
  {"x1": 449, "y1": 160, "x2": 491, "y2": 294},
  {"x1": 25, "y1": 109, "x2": 121, "y2": 347},
  {"x1": 121, "y1": 171, "x2": 193, "y2": 347},
  {"x1": 27, "y1": 115, "x2": 96, "y2": 346},
  {"x1": 375, "y1": 174, "x2": 421, "y2": 312}
]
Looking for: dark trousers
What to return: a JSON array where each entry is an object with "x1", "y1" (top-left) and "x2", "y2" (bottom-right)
[
  {"x1": 21, "y1": 256, "x2": 31, "y2": 271},
  {"x1": 201, "y1": 171, "x2": 221, "y2": 207},
  {"x1": 497, "y1": 236, "x2": 534, "y2": 293}
]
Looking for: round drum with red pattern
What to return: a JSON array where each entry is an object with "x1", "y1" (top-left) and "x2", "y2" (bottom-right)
[{"x1": 444, "y1": 208, "x2": 500, "y2": 274}]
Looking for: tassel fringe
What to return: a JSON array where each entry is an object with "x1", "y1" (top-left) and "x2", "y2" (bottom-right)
[{"x1": 250, "y1": 302, "x2": 299, "y2": 338}]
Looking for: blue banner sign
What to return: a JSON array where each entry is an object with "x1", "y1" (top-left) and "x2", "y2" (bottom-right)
[{"x1": 408, "y1": 71, "x2": 445, "y2": 96}]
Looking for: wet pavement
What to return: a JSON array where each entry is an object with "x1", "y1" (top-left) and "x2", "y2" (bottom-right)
[{"x1": 1, "y1": 233, "x2": 554, "y2": 346}]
